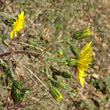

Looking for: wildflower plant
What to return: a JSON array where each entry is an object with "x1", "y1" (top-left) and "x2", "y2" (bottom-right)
[{"x1": 1, "y1": 9, "x2": 94, "y2": 107}]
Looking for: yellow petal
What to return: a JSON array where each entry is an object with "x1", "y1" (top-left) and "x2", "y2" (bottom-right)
[
  {"x1": 10, "y1": 31, "x2": 14, "y2": 38},
  {"x1": 80, "y1": 77, "x2": 84, "y2": 85}
]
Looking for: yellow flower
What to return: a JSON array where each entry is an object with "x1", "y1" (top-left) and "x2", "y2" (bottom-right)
[
  {"x1": 59, "y1": 51, "x2": 63, "y2": 55},
  {"x1": 73, "y1": 89, "x2": 76, "y2": 93},
  {"x1": 10, "y1": 11, "x2": 25, "y2": 38},
  {"x1": 51, "y1": 9, "x2": 55, "y2": 12},
  {"x1": 77, "y1": 42, "x2": 93, "y2": 85}
]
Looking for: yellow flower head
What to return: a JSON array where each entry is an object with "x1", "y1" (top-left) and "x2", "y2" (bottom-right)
[
  {"x1": 77, "y1": 42, "x2": 93, "y2": 85},
  {"x1": 10, "y1": 11, "x2": 25, "y2": 38},
  {"x1": 73, "y1": 89, "x2": 76, "y2": 93},
  {"x1": 59, "y1": 51, "x2": 63, "y2": 55}
]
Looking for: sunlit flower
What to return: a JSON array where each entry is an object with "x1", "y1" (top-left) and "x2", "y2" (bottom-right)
[
  {"x1": 59, "y1": 51, "x2": 63, "y2": 55},
  {"x1": 10, "y1": 11, "x2": 25, "y2": 38},
  {"x1": 73, "y1": 89, "x2": 76, "y2": 93},
  {"x1": 77, "y1": 42, "x2": 93, "y2": 85}
]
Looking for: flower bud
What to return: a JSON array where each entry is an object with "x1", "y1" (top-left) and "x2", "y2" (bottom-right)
[
  {"x1": 52, "y1": 74, "x2": 58, "y2": 80},
  {"x1": 66, "y1": 58, "x2": 78, "y2": 67},
  {"x1": 55, "y1": 81, "x2": 66, "y2": 89},
  {"x1": 11, "y1": 86, "x2": 21, "y2": 104},
  {"x1": 49, "y1": 87, "x2": 63, "y2": 101},
  {"x1": 50, "y1": 66, "x2": 62, "y2": 75},
  {"x1": 13, "y1": 80, "x2": 22, "y2": 89},
  {"x1": 61, "y1": 71, "x2": 71, "y2": 78},
  {"x1": 59, "y1": 51, "x2": 63, "y2": 55},
  {"x1": 50, "y1": 78, "x2": 66, "y2": 89},
  {"x1": 73, "y1": 28, "x2": 90, "y2": 40}
]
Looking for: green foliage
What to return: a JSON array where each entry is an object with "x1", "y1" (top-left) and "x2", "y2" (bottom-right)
[
  {"x1": 0, "y1": 33, "x2": 10, "y2": 40},
  {"x1": 23, "y1": 108, "x2": 34, "y2": 110},
  {"x1": 11, "y1": 85, "x2": 21, "y2": 104},
  {"x1": 49, "y1": 77, "x2": 67, "y2": 89},
  {"x1": 70, "y1": 43, "x2": 80, "y2": 58},
  {"x1": 50, "y1": 66, "x2": 62, "y2": 75},
  {"x1": 80, "y1": 100, "x2": 87, "y2": 107},
  {"x1": 66, "y1": 58, "x2": 78, "y2": 67},
  {"x1": 11, "y1": 80, "x2": 22, "y2": 104},
  {"x1": 50, "y1": 66, "x2": 71, "y2": 79},
  {"x1": 13, "y1": 80, "x2": 22, "y2": 89},
  {"x1": 11, "y1": 80, "x2": 30, "y2": 104},
  {"x1": 103, "y1": 96, "x2": 108, "y2": 104},
  {"x1": 29, "y1": 38, "x2": 40, "y2": 49},
  {"x1": 4, "y1": 18, "x2": 16, "y2": 27},
  {"x1": 90, "y1": 79, "x2": 104, "y2": 91},
  {"x1": 0, "y1": 59, "x2": 13, "y2": 87},
  {"x1": 20, "y1": 88, "x2": 30, "y2": 100},
  {"x1": 90, "y1": 104, "x2": 96, "y2": 110},
  {"x1": 104, "y1": 77, "x2": 110, "y2": 93},
  {"x1": 49, "y1": 66, "x2": 71, "y2": 90},
  {"x1": 61, "y1": 71, "x2": 71, "y2": 78}
]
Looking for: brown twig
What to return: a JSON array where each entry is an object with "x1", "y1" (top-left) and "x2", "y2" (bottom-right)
[
  {"x1": 0, "y1": 50, "x2": 46, "y2": 64},
  {"x1": 0, "y1": 50, "x2": 41, "y2": 58}
]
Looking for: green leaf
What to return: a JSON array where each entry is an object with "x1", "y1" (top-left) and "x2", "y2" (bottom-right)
[
  {"x1": 20, "y1": 88, "x2": 30, "y2": 100},
  {"x1": 104, "y1": 77, "x2": 110, "y2": 93}
]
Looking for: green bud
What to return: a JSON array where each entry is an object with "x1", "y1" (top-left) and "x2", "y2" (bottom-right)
[
  {"x1": 54, "y1": 81, "x2": 66, "y2": 89},
  {"x1": 49, "y1": 78, "x2": 66, "y2": 89},
  {"x1": 61, "y1": 71, "x2": 71, "y2": 78},
  {"x1": 11, "y1": 86, "x2": 21, "y2": 104},
  {"x1": 52, "y1": 74, "x2": 58, "y2": 80},
  {"x1": 50, "y1": 66, "x2": 62, "y2": 75},
  {"x1": 11, "y1": 80, "x2": 22, "y2": 104},
  {"x1": 13, "y1": 80, "x2": 22, "y2": 89},
  {"x1": 49, "y1": 87, "x2": 63, "y2": 101},
  {"x1": 70, "y1": 43, "x2": 80, "y2": 58},
  {"x1": 66, "y1": 58, "x2": 78, "y2": 67},
  {"x1": 73, "y1": 28, "x2": 90, "y2": 40},
  {"x1": 20, "y1": 88, "x2": 30, "y2": 100}
]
